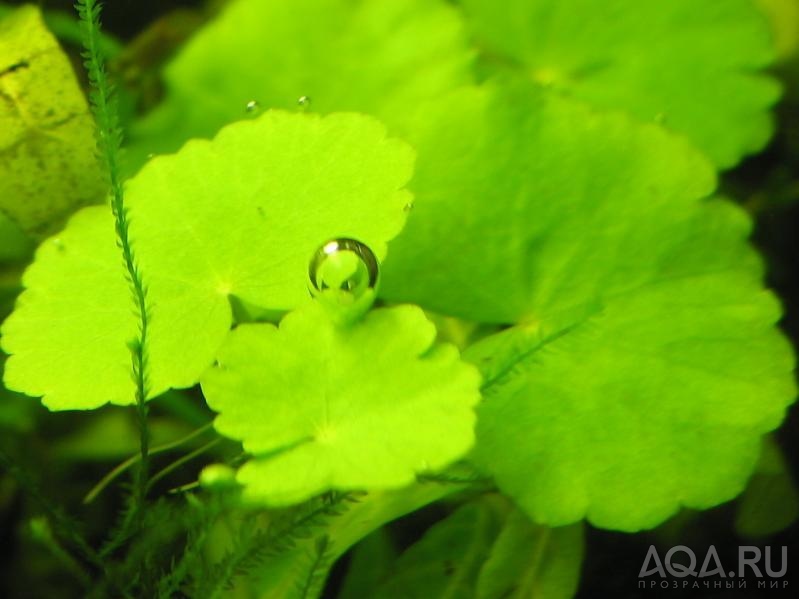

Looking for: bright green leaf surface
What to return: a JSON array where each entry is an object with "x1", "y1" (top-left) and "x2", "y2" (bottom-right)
[
  {"x1": 0, "y1": 5, "x2": 105, "y2": 236},
  {"x1": 128, "y1": 0, "x2": 473, "y2": 164},
  {"x1": 466, "y1": 196, "x2": 796, "y2": 530},
  {"x1": 1, "y1": 207, "x2": 137, "y2": 409},
  {"x1": 382, "y1": 83, "x2": 716, "y2": 325},
  {"x1": 200, "y1": 301, "x2": 481, "y2": 505},
  {"x1": 1, "y1": 111, "x2": 413, "y2": 409},
  {"x1": 461, "y1": 0, "x2": 780, "y2": 168}
]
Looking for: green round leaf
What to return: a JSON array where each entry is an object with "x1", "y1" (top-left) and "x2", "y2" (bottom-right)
[
  {"x1": 200, "y1": 301, "x2": 481, "y2": 505},
  {"x1": 461, "y1": 0, "x2": 780, "y2": 168},
  {"x1": 465, "y1": 197, "x2": 796, "y2": 530},
  {"x1": 1, "y1": 111, "x2": 414, "y2": 409}
]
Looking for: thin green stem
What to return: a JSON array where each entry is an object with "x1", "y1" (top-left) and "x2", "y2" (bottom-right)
[
  {"x1": 167, "y1": 480, "x2": 201, "y2": 495},
  {"x1": 147, "y1": 438, "x2": 223, "y2": 491},
  {"x1": 76, "y1": 0, "x2": 151, "y2": 523},
  {"x1": 83, "y1": 423, "x2": 215, "y2": 504},
  {"x1": 164, "y1": 450, "x2": 247, "y2": 495},
  {"x1": 296, "y1": 536, "x2": 331, "y2": 599}
]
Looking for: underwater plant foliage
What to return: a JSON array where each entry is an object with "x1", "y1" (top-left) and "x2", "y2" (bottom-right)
[{"x1": 0, "y1": 0, "x2": 797, "y2": 597}]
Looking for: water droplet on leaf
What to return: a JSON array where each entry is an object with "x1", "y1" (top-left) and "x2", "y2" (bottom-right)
[
  {"x1": 403, "y1": 202, "x2": 414, "y2": 212},
  {"x1": 308, "y1": 237, "x2": 379, "y2": 325},
  {"x1": 297, "y1": 95, "x2": 311, "y2": 109},
  {"x1": 245, "y1": 100, "x2": 261, "y2": 114}
]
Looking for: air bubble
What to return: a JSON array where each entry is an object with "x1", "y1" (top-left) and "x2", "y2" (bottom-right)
[{"x1": 308, "y1": 238, "x2": 379, "y2": 324}]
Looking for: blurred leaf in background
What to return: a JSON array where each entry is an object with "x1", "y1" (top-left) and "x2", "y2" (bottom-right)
[
  {"x1": 125, "y1": 0, "x2": 474, "y2": 169},
  {"x1": 370, "y1": 497, "x2": 583, "y2": 599},
  {"x1": 461, "y1": 0, "x2": 780, "y2": 169},
  {"x1": 0, "y1": 5, "x2": 105, "y2": 237}
]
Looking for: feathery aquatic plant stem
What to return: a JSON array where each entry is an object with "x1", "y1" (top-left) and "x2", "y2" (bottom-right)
[{"x1": 76, "y1": 0, "x2": 151, "y2": 523}]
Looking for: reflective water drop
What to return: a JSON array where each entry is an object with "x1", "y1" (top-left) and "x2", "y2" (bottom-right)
[
  {"x1": 308, "y1": 238, "x2": 379, "y2": 324},
  {"x1": 403, "y1": 202, "x2": 414, "y2": 212},
  {"x1": 245, "y1": 100, "x2": 261, "y2": 114},
  {"x1": 297, "y1": 95, "x2": 311, "y2": 109}
]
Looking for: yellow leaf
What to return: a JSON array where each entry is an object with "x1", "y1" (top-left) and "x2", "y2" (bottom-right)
[{"x1": 0, "y1": 5, "x2": 104, "y2": 237}]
